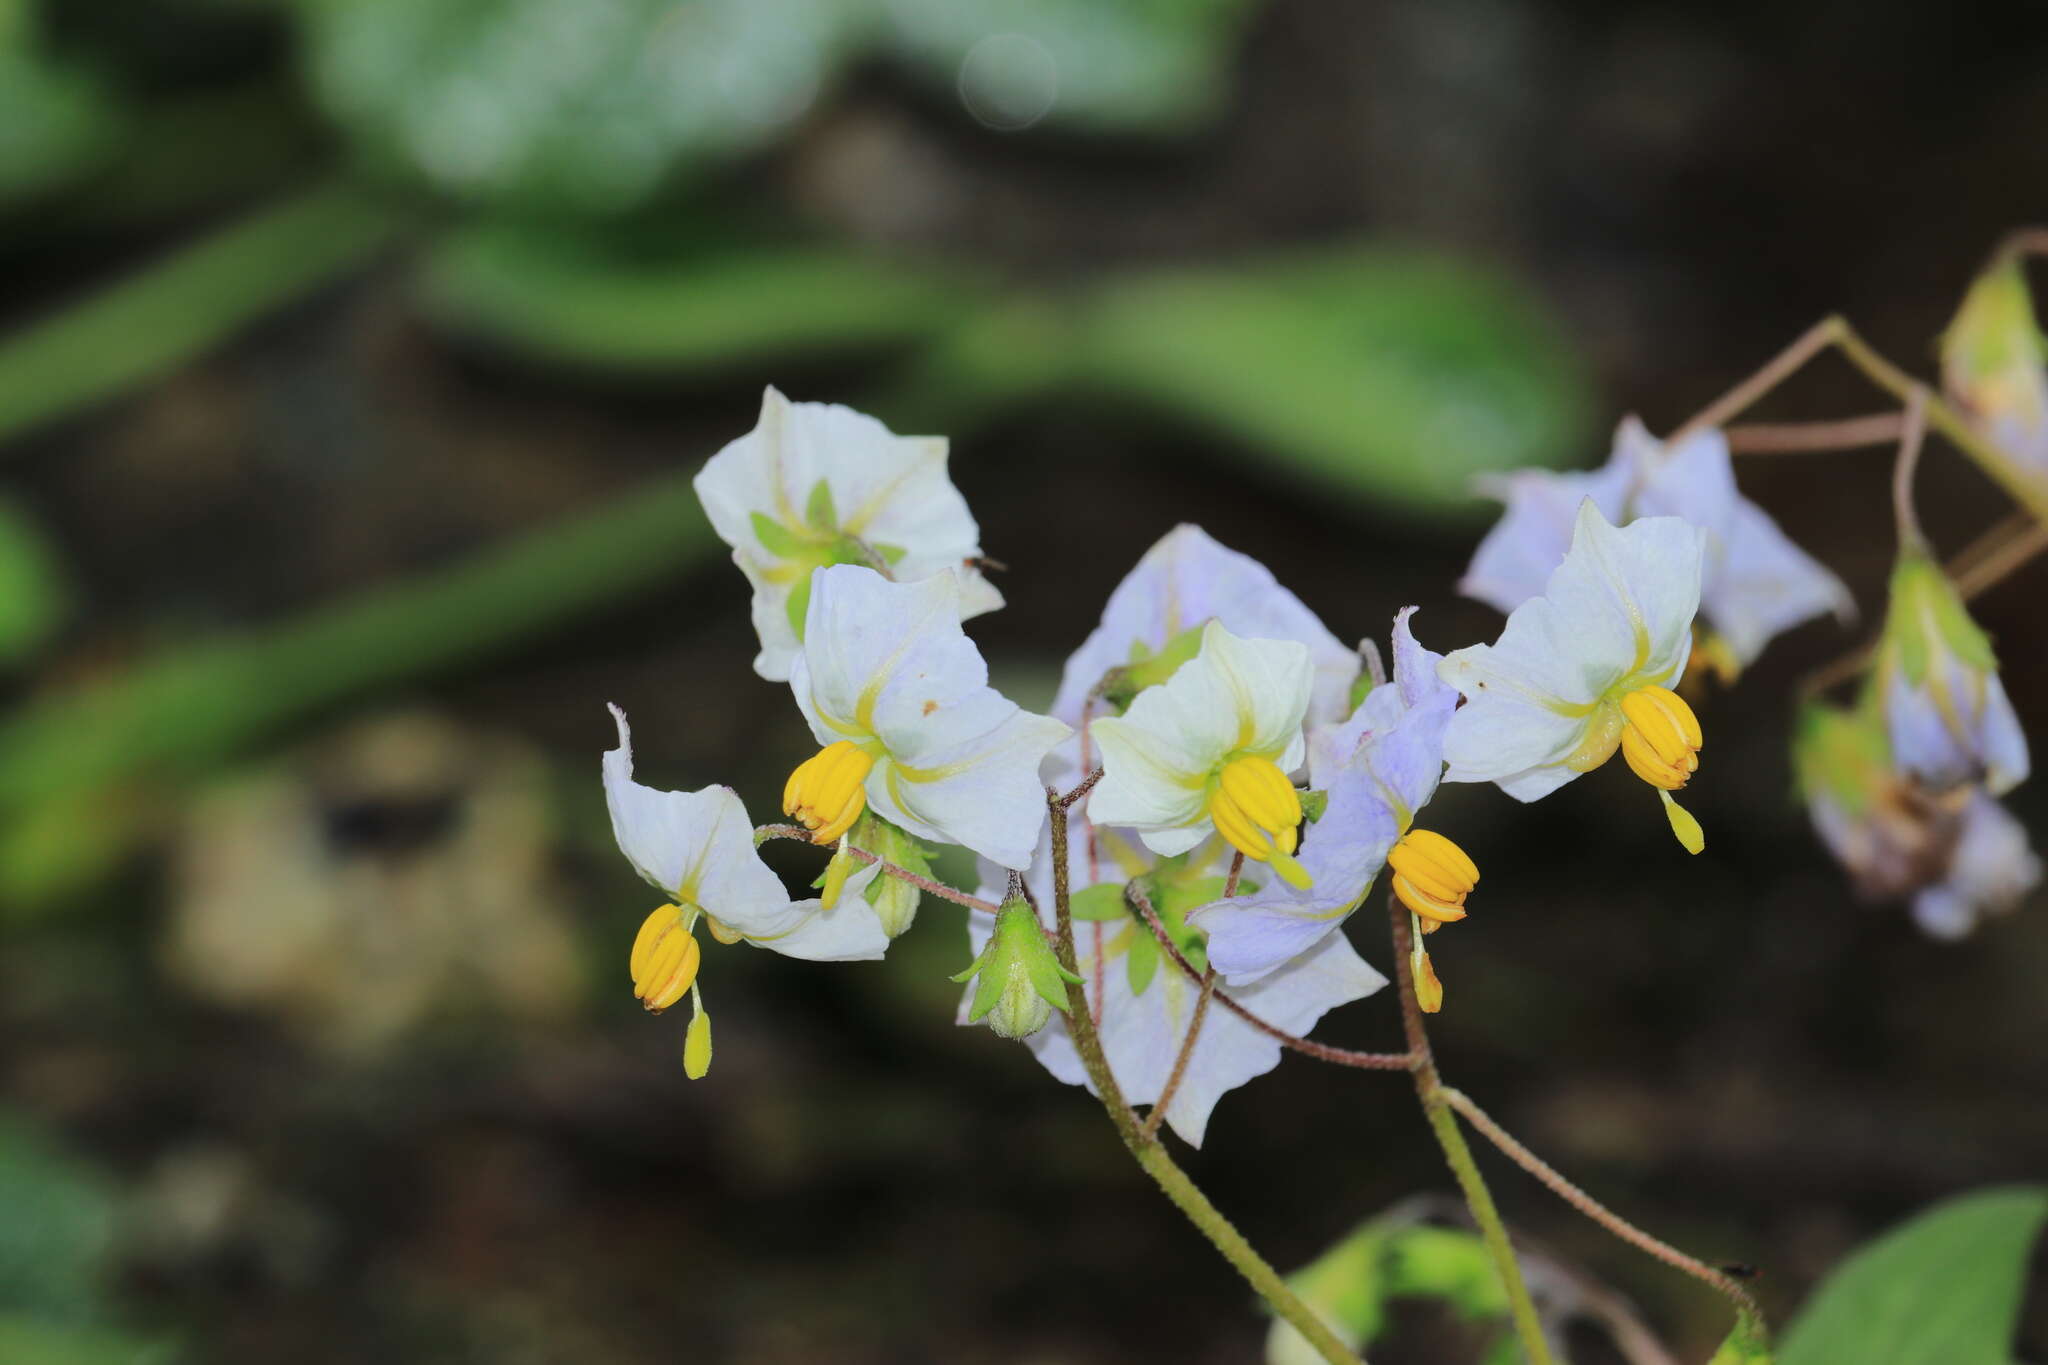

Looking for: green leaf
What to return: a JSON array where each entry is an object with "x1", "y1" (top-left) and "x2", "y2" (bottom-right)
[
  {"x1": 1073, "y1": 248, "x2": 1590, "y2": 512},
  {"x1": 0, "y1": 1116, "x2": 118, "y2": 1320},
  {"x1": 0, "y1": 181, "x2": 400, "y2": 450},
  {"x1": 1779, "y1": 1186, "x2": 2048, "y2": 1365},
  {"x1": 0, "y1": 498, "x2": 69, "y2": 667},
  {"x1": 417, "y1": 224, "x2": 988, "y2": 371},
  {"x1": 0, "y1": 43, "x2": 124, "y2": 209},
  {"x1": 1267, "y1": 1216, "x2": 1511, "y2": 1365},
  {"x1": 0, "y1": 1316, "x2": 174, "y2": 1365}
]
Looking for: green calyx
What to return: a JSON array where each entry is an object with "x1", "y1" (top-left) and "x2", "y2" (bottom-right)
[
  {"x1": 751, "y1": 480, "x2": 909, "y2": 639},
  {"x1": 1097, "y1": 623, "x2": 1208, "y2": 712},
  {"x1": 1791, "y1": 699, "x2": 1890, "y2": 817},
  {"x1": 1943, "y1": 256, "x2": 2046, "y2": 382},
  {"x1": 1880, "y1": 550, "x2": 1998, "y2": 689},
  {"x1": 952, "y1": 898, "x2": 1081, "y2": 1040},
  {"x1": 854, "y1": 813, "x2": 932, "y2": 938}
]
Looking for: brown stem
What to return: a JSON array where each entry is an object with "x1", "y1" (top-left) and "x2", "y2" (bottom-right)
[
  {"x1": 1892, "y1": 386, "x2": 1930, "y2": 550},
  {"x1": 1127, "y1": 882, "x2": 1413, "y2": 1071},
  {"x1": 1724, "y1": 412, "x2": 1905, "y2": 453},
  {"x1": 1437, "y1": 1087, "x2": 1765, "y2": 1325},
  {"x1": 1056, "y1": 767, "x2": 1105, "y2": 809},
  {"x1": 753, "y1": 824, "x2": 1000, "y2": 913},
  {"x1": 1669, "y1": 317, "x2": 1841, "y2": 442}
]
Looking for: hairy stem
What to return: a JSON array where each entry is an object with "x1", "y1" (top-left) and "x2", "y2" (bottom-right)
[
  {"x1": 1438, "y1": 1087, "x2": 1766, "y2": 1331},
  {"x1": 1725, "y1": 412, "x2": 1905, "y2": 453},
  {"x1": 752, "y1": 824, "x2": 1000, "y2": 913},
  {"x1": 1128, "y1": 882, "x2": 1413, "y2": 1071},
  {"x1": 1048, "y1": 797, "x2": 1364, "y2": 1365},
  {"x1": 1391, "y1": 904, "x2": 1554, "y2": 1365},
  {"x1": 1891, "y1": 386, "x2": 1930, "y2": 551}
]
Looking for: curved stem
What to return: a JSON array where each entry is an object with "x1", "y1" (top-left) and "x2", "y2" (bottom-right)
[
  {"x1": 1047, "y1": 797, "x2": 1365, "y2": 1365},
  {"x1": 1389, "y1": 903, "x2": 1554, "y2": 1365},
  {"x1": 1891, "y1": 386, "x2": 1930, "y2": 551},
  {"x1": 1437, "y1": 1086, "x2": 1765, "y2": 1330},
  {"x1": 1725, "y1": 412, "x2": 1904, "y2": 453},
  {"x1": 752, "y1": 823, "x2": 1000, "y2": 913},
  {"x1": 1128, "y1": 882, "x2": 1413, "y2": 1071}
]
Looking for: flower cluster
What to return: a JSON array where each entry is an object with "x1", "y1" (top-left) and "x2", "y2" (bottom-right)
[{"x1": 598, "y1": 388, "x2": 1760, "y2": 1134}]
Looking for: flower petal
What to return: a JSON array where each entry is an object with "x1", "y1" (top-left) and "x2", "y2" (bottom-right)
[{"x1": 1460, "y1": 452, "x2": 1631, "y2": 616}]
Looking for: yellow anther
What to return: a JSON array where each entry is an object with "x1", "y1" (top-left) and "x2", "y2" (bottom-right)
[
  {"x1": 1619, "y1": 685, "x2": 1703, "y2": 791},
  {"x1": 784, "y1": 740, "x2": 876, "y2": 844},
  {"x1": 630, "y1": 904, "x2": 701, "y2": 1013},
  {"x1": 1387, "y1": 829, "x2": 1479, "y2": 924},
  {"x1": 1207, "y1": 756, "x2": 1309, "y2": 886},
  {"x1": 683, "y1": 1004, "x2": 713, "y2": 1079},
  {"x1": 1414, "y1": 948, "x2": 1444, "y2": 1014}
]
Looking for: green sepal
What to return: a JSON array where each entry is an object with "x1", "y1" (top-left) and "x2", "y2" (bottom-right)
[
  {"x1": 854, "y1": 813, "x2": 932, "y2": 937},
  {"x1": 1300, "y1": 788, "x2": 1329, "y2": 823},
  {"x1": 1100, "y1": 623, "x2": 1208, "y2": 712},
  {"x1": 1125, "y1": 926, "x2": 1160, "y2": 996},
  {"x1": 1882, "y1": 551, "x2": 1998, "y2": 688},
  {"x1": 959, "y1": 898, "x2": 1080, "y2": 1038},
  {"x1": 804, "y1": 478, "x2": 839, "y2": 532},
  {"x1": 785, "y1": 568, "x2": 816, "y2": 639},
  {"x1": 750, "y1": 511, "x2": 805, "y2": 559},
  {"x1": 1068, "y1": 883, "x2": 1129, "y2": 921},
  {"x1": 1791, "y1": 700, "x2": 1891, "y2": 818},
  {"x1": 872, "y1": 540, "x2": 909, "y2": 567}
]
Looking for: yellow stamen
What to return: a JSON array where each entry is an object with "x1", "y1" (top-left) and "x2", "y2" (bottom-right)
[
  {"x1": 1206, "y1": 755, "x2": 1310, "y2": 885},
  {"x1": 1415, "y1": 948, "x2": 1444, "y2": 1014},
  {"x1": 1387, "y1": 828, "x2": 1479, "y2": 924},
  {"x1": 683, "y1": 996, "x2": 713, "y2": 1079},
  {"x1": 630, "y1": 904, "x2": 701, "y2": 1013},
  {"x1": 1619, "y1": 685, "x2": 1703, "y2": 791},
  {"x1": 784, "y1": 740, "x2": 876, "y2": 843}
]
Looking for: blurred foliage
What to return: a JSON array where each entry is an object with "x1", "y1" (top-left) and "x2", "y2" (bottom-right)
[
  {"x1": 0, "y1": 1115, "x2": 117, "y2": 1323},
  {"x1": 0, "y1": 181, "x2": 399, "y2": 446},
  {"x1": 418, "y1": 222, "x2": 989, "y2": 372},
  {"x1": 1777, "y1": 1186, "x2": 2047, "y2": 1365},
  {"x1": 296, "y1": 0, "x2": 1249, "y2": 215},
  {"x1": 1266, "y1": 1213, "x2": 1516, "y2": 1365},
  {"x1": 0, "y1": 495, "x2": 69, "y2": 666},
  {"x1": 0, "y1": 5, "x2": 125, "y2": 209},
  {"x1": 0, "y1": 464, "x2": 713, "y2": 914}
]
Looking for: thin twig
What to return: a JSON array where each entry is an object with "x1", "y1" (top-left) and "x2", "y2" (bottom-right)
[
  {"x1": 1724, "y1": 412, "x2": 1904, "y2": 453},
  {"x1": 753, "y1": 823, "x2": 1000, "y2": 913},
  {"x1": 1139, "y1": 970, "x2": 1215, "y2": 1143},
  {"x1": 1127, "y1": 882, "x2": 1413, "y2": 1070},
  {"x1": 1892, "y1": 386, "x2": 1930, "y2": 550},
  {"x1": 1056, "y1": 767, "x2": 1105, "y2": 809},
  {"x1": 1669, "y1": 317, "x2": 1841, "y2": 443},
  {"x1": 1437, "y1": 1087, "x2": 1765, "y2": 1324}
]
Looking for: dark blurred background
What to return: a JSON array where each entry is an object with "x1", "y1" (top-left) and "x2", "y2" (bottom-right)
[{"x1": 2, "y1": 2, "x2": 2045, "y2": 1362}]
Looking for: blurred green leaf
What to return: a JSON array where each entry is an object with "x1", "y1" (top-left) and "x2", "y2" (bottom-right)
[
  {"x1": 883, "y1": 0, "x2": 1252, "y2": 132},
  {"x1": 0, "y1": 465, "x2": 719, "y2": 915},
  {"x1": 417, "y1": 223, "x2": 988, "y2": 371},
  {"x1": 1074, "y1": 248, "x2": 1590, "y2": 511},
  {"x1": 0, "y1": 1316, "x2": 171, "y2": 1365},
  {"x1": 0, "y1": 181, "x2": 401, "y2": 449},
  {"x1": 0, "y1": 1116, "x2": 118, "y2": 1321},
  {"x1": 1779, "y1": 1186, "x2": 2047, "y2": 1365},
  {"x1": 0, "y1": 497, "x2": 69, "y2": 665},
  {"x1": 1268, "y1": 1217, "x2": 1512, "y2": 1365},
  {"x1": 0, "y1": 24, "x2": 125, "y2": 208},
  {"x1": 1709, "y1": 1315, "x2": 1774, "y2": 1365},
  {"x1": 297, "y1": 0, "x2": 866, "y2": 214}
]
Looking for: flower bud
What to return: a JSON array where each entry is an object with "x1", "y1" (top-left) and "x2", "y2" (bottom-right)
[
  {"x1": 1876, "y1": 550, "x2": 2029, "y2": 795},
  {"x1": 1942, "y1": 255, "x2": 2048, "y2": 467},
  {"x1": 952, "y1": 898, "x2": 1082, "y2": 1040}
]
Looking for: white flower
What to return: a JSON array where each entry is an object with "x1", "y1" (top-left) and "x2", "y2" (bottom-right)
[
  {"x1": 1193, "y1": 608, "x2": 1459, "y2": 983},
  {"x1": 959, "y1": 817, "x2": 1384, "y2": 1147},
  {"x1": 1440, "y1": 500, "x2": 1709, "y2": 849},
  {"x1": 1462, "y1": 418, "x2": 1847, "y2": 669},
  {"x1": 1052, "y1": 524, "x2": 1359, "y2": 731},
  {"x1": 1089, "y1": 621, "x2": 1314, "y2": 881},
  {"x1": 1876, "y1": 549, "x2": 2030, "y2": 797},
  {"x1": 693, "y1": 386, "x2": 1003, "y2": 681},
  {"x1": 785, "y1": 565, "x2": 1068, "y2": 871},
  {"x1": 604, "y1": 704, "x2": 890, "y2": 963},
  {"x1": 1911, "y1": 789, "x2": 2041, "y2": 940}
]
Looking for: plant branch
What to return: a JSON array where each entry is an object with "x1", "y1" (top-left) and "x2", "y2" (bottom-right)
[
  {"x1": 1389, "y1": 903, "x2": 1554, "y2": 1365},
  {"x1": 1669, "y1": 318, "x2": 1841, "y2": 442},
  {"x1": 1725, "y1": 412, "x2": 1904, "y2": 453},
  {"x1": 753, "y1": 823, "x2": 1000, "y2": 913},
  {"x1": 1047, "y1": 796, "x2": 1364, "y2": 1365},
  {"x1": 1127, "y1": 882, "x2": 1413, "y2": 1071},
  {"x1": 1892, "y1": 386, "x2": 1930, "y2": 550},
  {"x1": 1056, "y1": 767, "x2": 1105, "y2": 809},
  {"x1": 1437, "y1": 1086, "x2": 1766, "y2": 1330}
]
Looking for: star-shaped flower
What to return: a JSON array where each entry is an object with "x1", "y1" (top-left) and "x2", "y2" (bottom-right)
[
  {"x1": 784, "y1": 565, "x2": 1069, "y2": 871},
  {"x1": 694, "y1": 387, "x2": 1003, "y2": 681},
  {"x1": 1440, "y1": 499, "x2": 1709, "y2": 850}
]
